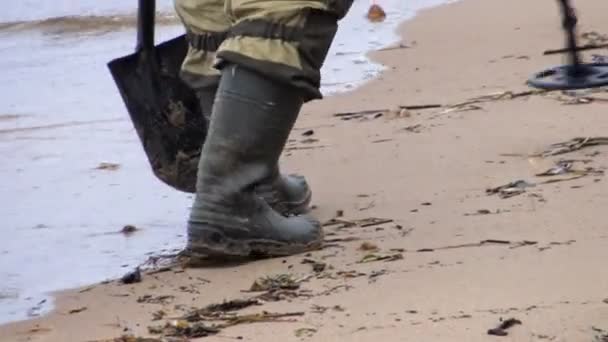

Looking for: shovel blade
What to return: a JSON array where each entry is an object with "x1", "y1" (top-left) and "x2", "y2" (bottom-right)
[{"x1": 108, "y1": 35, "x2": 204, "y2": 193}]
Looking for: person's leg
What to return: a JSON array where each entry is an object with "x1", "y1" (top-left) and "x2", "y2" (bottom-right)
[
  {"x1": 175, "y1": 0, "x2": 313, "y2": 215},
  {"x1": 175, "y1": 0, "x2": 229, "y2": 95},
  {"x1": 215, "y1": 0, "x2": 353, "y2": 102},
  {"x1": 185, "y1": 0, "x2": 353, "y2": 258}
]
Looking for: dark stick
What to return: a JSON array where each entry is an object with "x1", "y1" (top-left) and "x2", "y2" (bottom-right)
[
  {"x1": 543, "y1": 43, "x2": 608, "y2": 55},
  {"x1": 333, "y1": 104, "x2": 442, "y2": 118},
  {"x1": 401, "y1": 104, "x2": 443, "y2": 110},
  {"x1": 557, "y1": 0, "x2": 582, "y2": 72}
]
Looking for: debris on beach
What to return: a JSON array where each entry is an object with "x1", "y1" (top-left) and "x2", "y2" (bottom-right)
[
  {"x1": 376, "y1": 43, "x2": 411, "y2": 52},
  {"x1": 542, "y1": 87, "x2": 608, "y2": 105},
  {"x1": 120, "y1": 225, "x2": 139, "y2": 235},
  {"x1": 322, "y1": 217, "x2": 394, "y2": 230},
  {"x1": 220, "y1": 311, "x2": 305, "y2": 327},
  {"x1": 358, "y1": 252, "x2": 403, "y2": 263},
  {"x1": 487, "y1": 317, "x2": 522, "y2": 336},
  {"x1": 120, "y1": 267, "x2": 142, "y2": 284},
  {"x1": 301, "y1": 258, "x2": 327, "y2": 273},
  {"x1": 581, "y1": 31, "x2": 608, "y2": 45},
  {"x1": 137, "y1": 295, "x2": 175, "y2": 305},
  {"x1": 593, "y1": 326, "x2": 608, "y2": 342},
  {"x1": 538, "y1": 137, "x2": 608, "y2": 157},
  {"x1": 295, "y1": 327, "x2": 318, "y2": 338},
  {"x1": 485, "y1": 159, "x2": 603, "y2": 199},
  {"x1": 68, "y1": 306, "x2": 87, "y2": 314},
  {"x1": 317, "y1": 285, "x2": 353, "y2": 296},
  {"x1": 417, "y1": 239, "x2": 519, "y2": 253},
  {"x1": 535, "y1": 160, "x2": 604, "y2": 179},
  {"x1": 336, "y1": 270, "x2": 367, "y2": 279},
  {"x1": 535, "y1": 160, "x2": 574, "y2": 176},
  {"x1": 27, "y1": 325, "x2": 53, "y2": 334},
  {"x1": 324, "y1": 236, "x2": 361, "y2": 244},
  {"x1": 300, "y1": 138, "x2": 319, "y2": 144},
  {"x1": 358, "y1": 217, "x2": 394, "y2": 227},
  {"x1": 592, "y1": 54, "x2": 608, "y2": 63},
  {"x1": 322, "y1": 218, "x2": 357, "y2": 229},
  {"x1": 148, "y1": 320, "x2": 220, "y2": 339},
  {"x1": 255, "y1": 288, "x2": 314, "y2": 302},
  {"x1": 464, "y1": 209, "x2": 506, "y2": 216},
  {"x1": 197, "y1": 299, "x2": 262, "y2": 317},
  {"x1": 179, "y1": 298, "x2": 263, "y2": 322},
  {"x1": 150, "y1": 310, "x2": 305, "y2": 338},
  {"x1": 152, "y1": 310, "x2": 167, "y2": 321},
  {"x1": 27, "y1": 299, "x2": 47, "y2": 317},
  {"x1": 358, "y1": 242, "x2": 380, "y2": 252},
  {"x1": 311, "y1": 304, "x2": 345, "y2": 314},
  {"x1": 284, "y1": 144, "x2": 327, "y2": 152},
  {"x1": 91, "y1": 336, "x2": 166, "y2": 342},
  {"x1": 366, "y1": 3, "x2": 386, "y2": 22},
  {"x1": 386, "y1": 106, "x2": 412, "y2": 119},
  {"x1": 509, "y1": 240, "x2": 539, "y2": 249},
  {"x1": 94, "y1": 162, "x2": 121, "y2": 171},
  {"x1": 335, "y1": 90, "x2": 551, "y2": 121},
  {"x1": 369, "y1": 269, "x2": 389, "y2": 283},
  {"x1": 401, "y1": 124, "x2": 424, "y2": 133},
  {"x1": 438, "y1": 103, "x2": 483, "y2": 115},
  {"x1": 486, "y1": 180, "x2": 535, "y2": 199},
  {"x1": 333, "y1": 104, "x2": 441, "y2": 120},
  {"x1": 249, "y1": 274, "x2": 300, "y2": 292},
  {"x1": 445, "y1": 90, "x2": 545, "y2": 112}
]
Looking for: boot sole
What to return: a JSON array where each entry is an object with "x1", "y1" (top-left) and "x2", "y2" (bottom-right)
[{"x1": 187, "y1": 226, "x2": 323, "y2": 258}]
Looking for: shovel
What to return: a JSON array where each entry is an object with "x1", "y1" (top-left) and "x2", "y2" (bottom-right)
[{"x1": 107, "y1": 0, "x2": 205, "y2": 193}]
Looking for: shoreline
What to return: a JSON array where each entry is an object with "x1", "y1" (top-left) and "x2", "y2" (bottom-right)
[
  {"x1": 0, "y1": 0, "x2": 454, "y2": 328},
  {"x1": 3, "y1": 0, "x2": 608, "y2": 340}
]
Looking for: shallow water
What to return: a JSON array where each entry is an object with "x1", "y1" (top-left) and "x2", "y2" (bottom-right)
[{"x1": 0, "y1": 0, "x2": 451, "y2": 324}]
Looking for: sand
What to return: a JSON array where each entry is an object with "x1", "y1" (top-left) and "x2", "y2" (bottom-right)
[{"x1": 2, "y1": 0, "x2": 608, "y2": 341}]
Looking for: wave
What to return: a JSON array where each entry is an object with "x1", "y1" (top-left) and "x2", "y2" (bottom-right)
[{"x1": 0, "y1": 13, "x2": 182, "y2": 35}]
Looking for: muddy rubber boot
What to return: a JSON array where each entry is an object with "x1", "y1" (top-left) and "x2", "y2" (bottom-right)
[
  {"x1": 186, "y1": 64, "x2": 322, "y2": 258},
  {"x1": 196, "y1": 88, "x2": 312, "y2": 215}
]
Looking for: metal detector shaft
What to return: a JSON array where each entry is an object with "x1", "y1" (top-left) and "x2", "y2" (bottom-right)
[{"x1": 557, "y1": 0, "x2": 582, "y2": 72}]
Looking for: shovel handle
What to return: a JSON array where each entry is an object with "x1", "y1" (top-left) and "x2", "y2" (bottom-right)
[{"x1": 136, "y1": 0, "x2": 156, "y2": 52}]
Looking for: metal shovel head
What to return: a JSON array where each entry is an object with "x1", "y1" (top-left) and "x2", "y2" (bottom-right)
[{"x1": 108, "y1": 35, "x2": 204, "y2": 193}]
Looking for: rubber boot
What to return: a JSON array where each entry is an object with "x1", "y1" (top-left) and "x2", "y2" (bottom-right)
[
  {"x1": 196, "y1": 88, "x2": 311, "y2": 215},
  {"x1": 186, "y1": 64, "x2": 323, "y2": 257}
]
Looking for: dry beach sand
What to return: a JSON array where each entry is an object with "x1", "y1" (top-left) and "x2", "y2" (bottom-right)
[{"x1": 2, "y1": 0, "x2": 608, "y2": 341}]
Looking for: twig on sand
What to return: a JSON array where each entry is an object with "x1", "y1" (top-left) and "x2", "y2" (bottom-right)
[
  {"x1": 376, "y1": 43, "x2": 411, "y2": 52},
  {"x1": 333, "y1": 104, "x2": 442, "y2": 119},
  {"x1": 416, "y1": 239, "x2": 526, "y2": 253},
  {"x1": 536, "y1": 137, "x2": 608, "y2": 157},
  {"x1": 487, "y1": 318, "x2": 522, "y2": 336}
]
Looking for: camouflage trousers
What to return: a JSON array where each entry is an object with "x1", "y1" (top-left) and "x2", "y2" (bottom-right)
[{"x1": 174, "y1": 0, "x2": 353, "y2": 101}]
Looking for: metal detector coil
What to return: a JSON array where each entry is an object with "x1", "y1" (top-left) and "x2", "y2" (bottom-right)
[{"x1": 528, "y1": 0, "x2": 608, "y2": 90}]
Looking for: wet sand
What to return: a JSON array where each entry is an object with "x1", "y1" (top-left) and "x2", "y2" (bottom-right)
[
  {"x1": 2, "y1": 0, "x2": 608, "y2": 341},
  {"x1": 0, "y1": 0, "x2": 438, "y2": 324}
]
